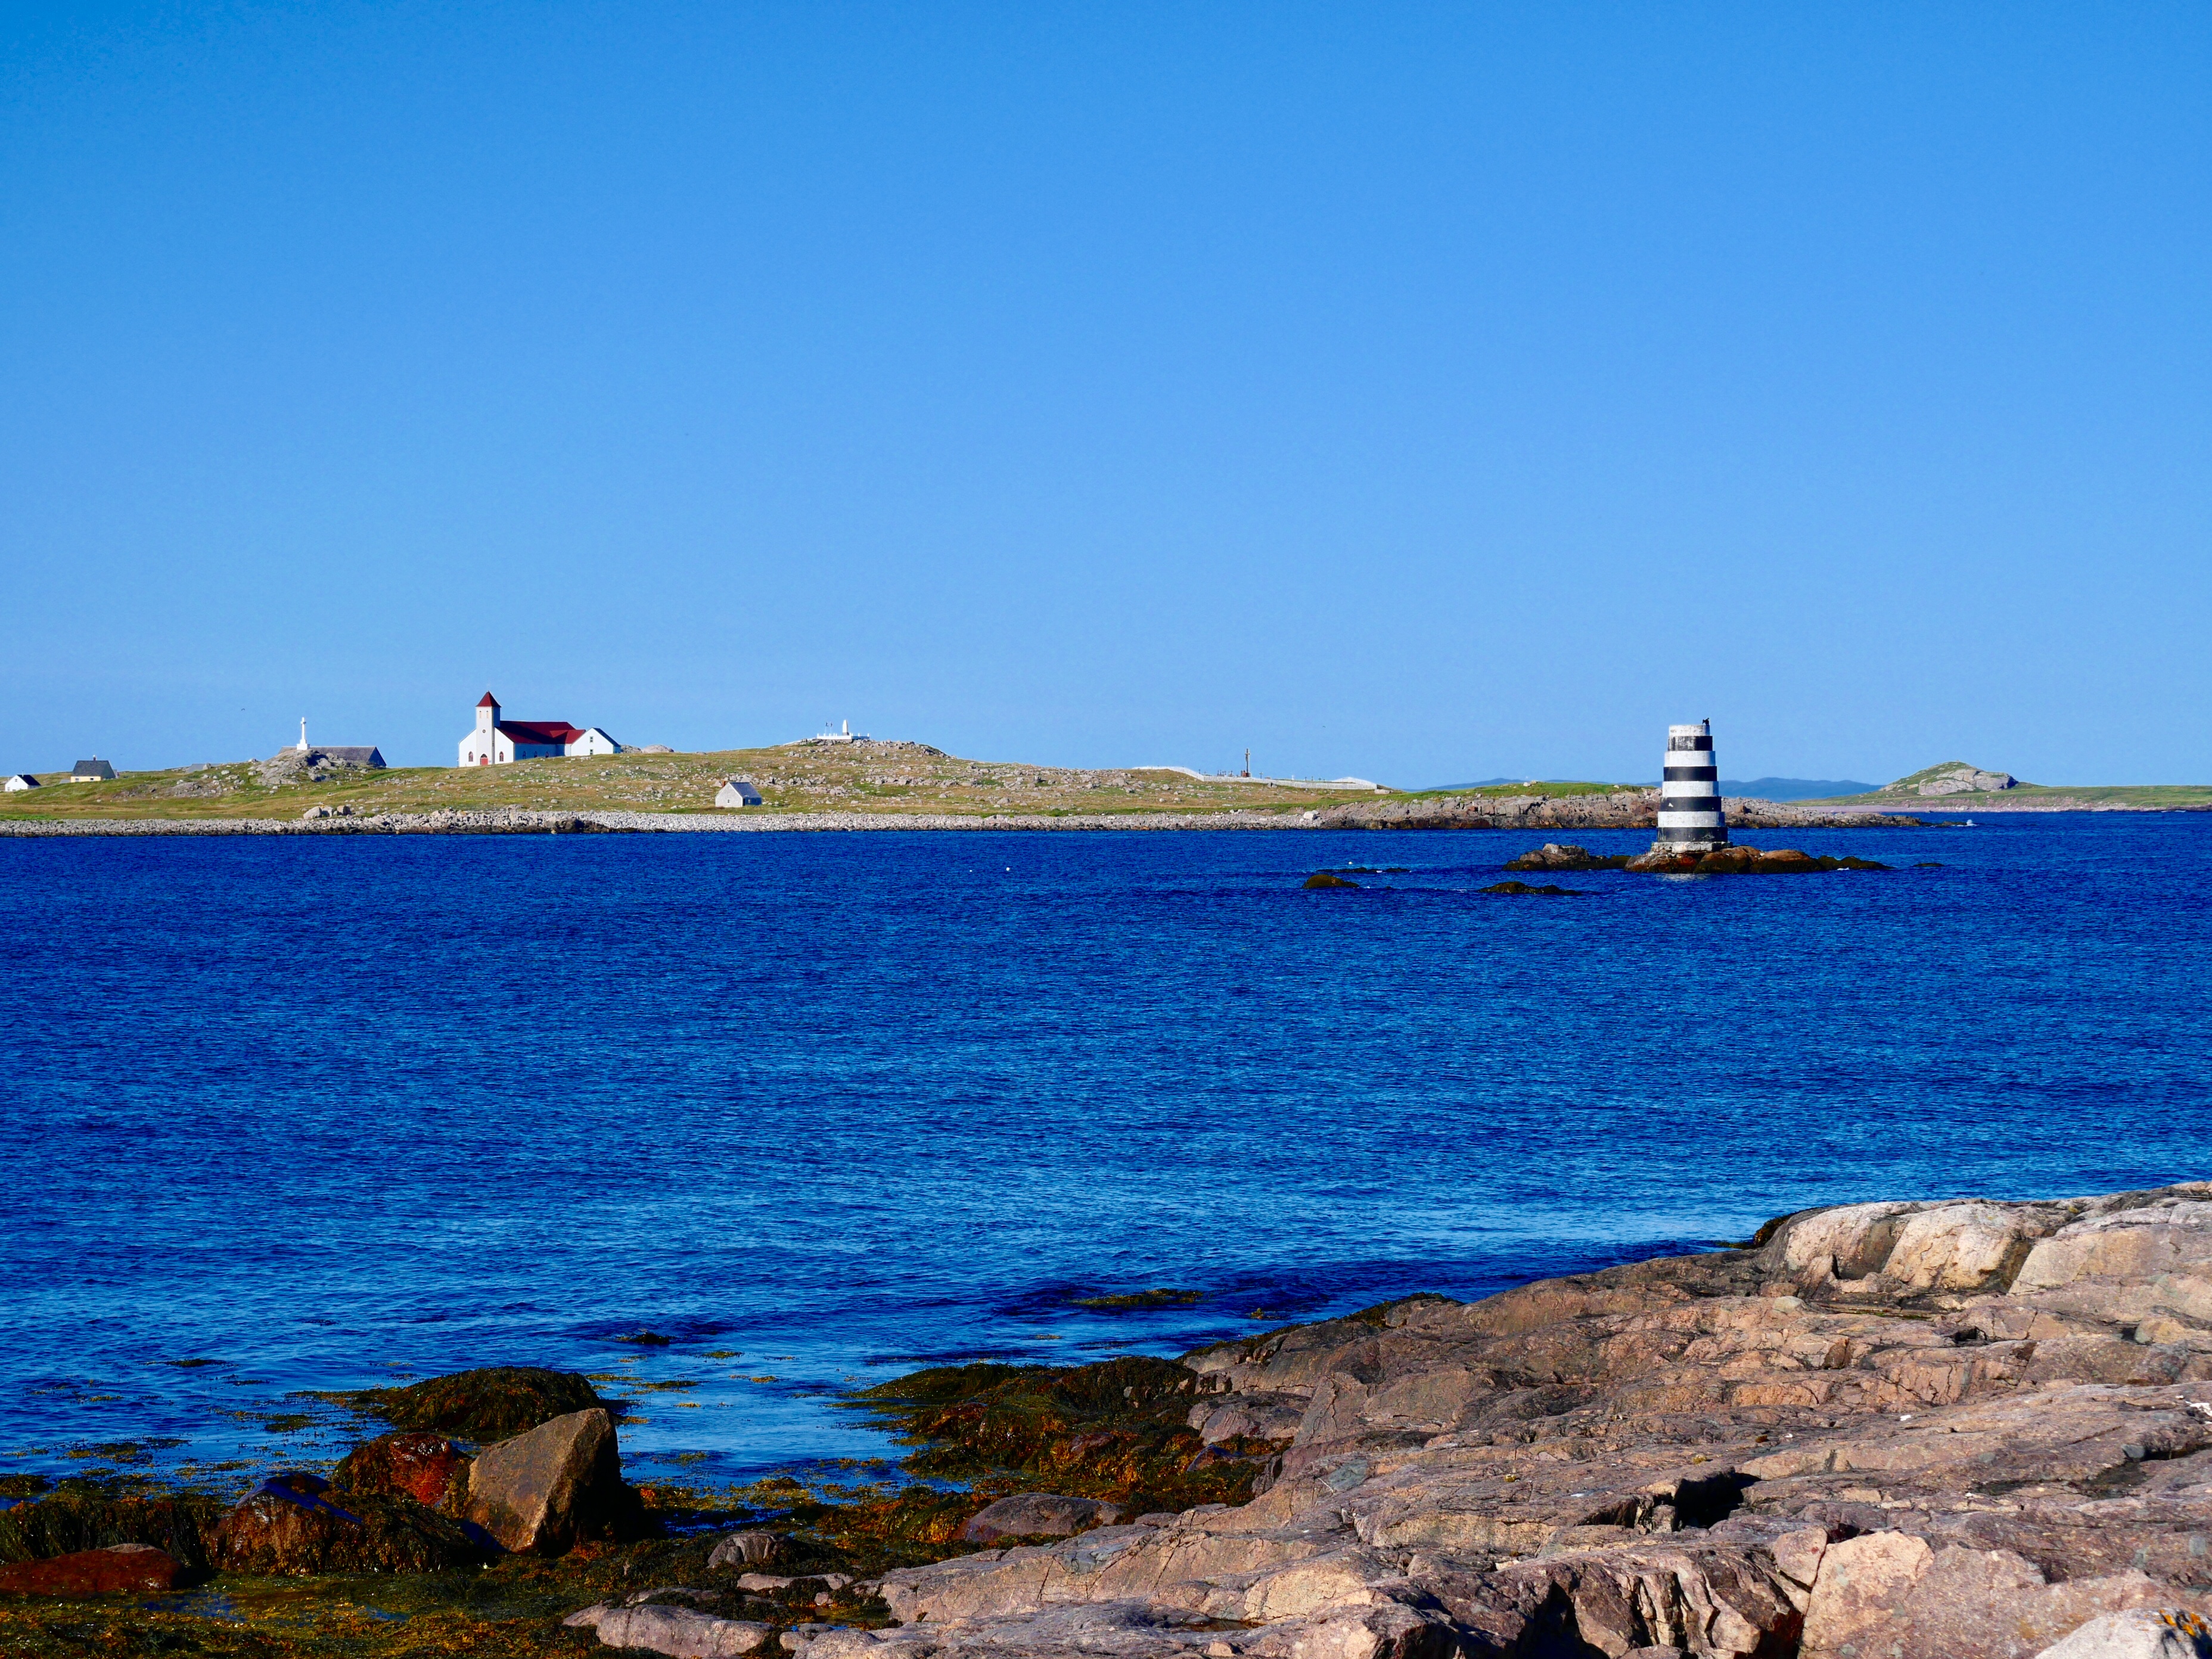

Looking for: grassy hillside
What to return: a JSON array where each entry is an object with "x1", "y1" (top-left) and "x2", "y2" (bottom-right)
[{"x1": 0, "y1": 741, "x2": 1396, "y2": 822}]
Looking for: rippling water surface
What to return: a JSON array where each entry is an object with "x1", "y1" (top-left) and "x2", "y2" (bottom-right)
[{"x1": 2, "y1": 815, "x2": 2207, "y2": 1492}]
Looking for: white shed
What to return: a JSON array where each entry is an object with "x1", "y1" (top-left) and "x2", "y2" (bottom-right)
[
  {"x1": 3, "y1": 774, "x2": 38, "y2": 792},
  {"x1": 716, "y1": 778, "x2": 763, "y2": 808}
]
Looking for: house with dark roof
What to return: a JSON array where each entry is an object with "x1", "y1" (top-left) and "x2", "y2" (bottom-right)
[
  {"x1": 69, "y1": 759, "x2": 114, "y2": 782},
  {"x1": 3, "y1": 774, "x2": 38, "y2": 792},
  {"x1": 458, "y1": 693, "x2": 622, "y2": 766}
]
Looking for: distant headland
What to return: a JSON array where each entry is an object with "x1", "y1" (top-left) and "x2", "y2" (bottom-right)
[
  {"x1": 0, "y1": 734, "x2": 1921, "y2": 835},
  {"x1": 5, "y1": 704, "x2": 2201, "y2": 834},
  {"x1": 1802, "y1": 761, "x2": 2212, "y2": 813}
]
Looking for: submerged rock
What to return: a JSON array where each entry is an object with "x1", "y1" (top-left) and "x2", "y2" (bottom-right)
[
  {"x1": 1480, "y1": 881, "x2": 1585, "y2": 896},
  {"x1": 347, "y1": 1364, "x2": 606, "y2": 1440},
  {"x1": 957, "y1": 1493, "x2": 1125, "y2": 1543},
  {"x1": 1071, "y1": 1290, "x2": 1204, "y2": 1312},
  {"x1": 0, "y1": 1543, "x2": 181, "y2": 1596},
  {"x1": 1504, "y1": 842, "x2": 1632, "y2": 872},
  {"x1": 464, "y1": 1406, "x2": 635, "y2": 1555},
  {"x1": 1301, "y1": 871, "x2": 1358, "y2": 889},
  {"x1": 333, "y1": 1430, "x2": 468, "y2": 1509}
]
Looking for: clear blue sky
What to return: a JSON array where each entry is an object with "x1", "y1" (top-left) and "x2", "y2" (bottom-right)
[{"x1": 5, "y1": 4, "x2": 2207, "y2": 784}]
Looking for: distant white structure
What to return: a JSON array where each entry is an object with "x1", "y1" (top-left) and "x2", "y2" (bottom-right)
[
  {"x1": 1655, "y1": 720, "x2": 1728, "y2": 852},
  {"x1": 459, "y1": 692, "x2": 622, "y2": 766},
  {"x1": 1151, "y1": 766, "x2": 1385, "y2": 791},
  {"x1": 3, "y1": 774, "x2": 37, "y2": 792},
  {"x1": 715, "y1": 778, "x2": 764, "y2": 808},
  {"x1": 810, "y1": 720, "x2": 867, "y2": 744},
  {"x1": 287, "y1": 718, "x2": 384, "y2": 768}
]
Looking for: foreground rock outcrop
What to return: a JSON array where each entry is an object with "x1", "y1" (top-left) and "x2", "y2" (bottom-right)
[
  {"x1": 0, "y1": 1543, "x2": 181, "y2": 1596},
  {"x1": 209, "y1": 1472, "x2": 492, "y2": 1574},
  {"x1": 830, "y1": 1184, "x2": 2212, "y2": 1658},
  {"x1": 465, "y1": 1406, "x2": 633, "y2": 1554}
]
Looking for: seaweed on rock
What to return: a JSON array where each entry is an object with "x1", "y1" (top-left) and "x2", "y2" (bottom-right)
[{"x1": 342, "y1": 1366, "x2": 607, "y2": 1441}]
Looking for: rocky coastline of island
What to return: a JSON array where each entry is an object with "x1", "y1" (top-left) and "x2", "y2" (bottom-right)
[
  {"x1": 0, "y1": 792, "x2": 1924, "y2": 837},
  {"x1": 6, "y1": 1182, "x2": 2211, "y2": 1658}
]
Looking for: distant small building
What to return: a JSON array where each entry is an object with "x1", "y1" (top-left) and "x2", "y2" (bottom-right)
[
  {"x1": 288, "y1": 721, "x2": 383, "y2": 768},
  {"x1": 458, "y1": 692, "x2": 622, "y2": 766},
  {"x1": 716, "y1": 778, "x2": 764, "y2": 808},
  {"x1": 3, "y1": 774, "x2": 37, "y2": 792},
  {"x1": 69, "y1": 759, "x2": 114, "y2": 782}
]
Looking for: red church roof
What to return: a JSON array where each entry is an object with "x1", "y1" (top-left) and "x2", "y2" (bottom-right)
[
  {"x1": 497, "y1": 719, "x2": 584, "y2": 745},
  {"x1": 477, "y1": 692, "x2": 499, "y2": 709}
]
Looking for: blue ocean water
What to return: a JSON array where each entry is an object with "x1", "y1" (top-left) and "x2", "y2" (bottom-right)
[{"x1": 1, "y1": 815, "x2": 2208, "y2": 1495}]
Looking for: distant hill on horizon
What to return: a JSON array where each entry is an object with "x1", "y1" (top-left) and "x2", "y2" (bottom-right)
[
  {"x1": 1717, "y1": 777, "x2": 1881, "y2": 801},
  {"x1": 1806, "y1": 763, "x2": 2212, "y2": 811}
]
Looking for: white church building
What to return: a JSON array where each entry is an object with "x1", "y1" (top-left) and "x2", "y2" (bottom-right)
[{"x1": 459, "y1": 692, "x2": 622, "y2": 766}]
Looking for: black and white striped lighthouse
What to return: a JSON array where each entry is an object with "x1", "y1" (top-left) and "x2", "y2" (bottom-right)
[{"x1": 1656, "y1": 720, "x2": 1729, "y2": 852}]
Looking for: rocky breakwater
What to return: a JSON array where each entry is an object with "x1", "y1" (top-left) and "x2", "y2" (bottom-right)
[
  {"x1": 1314, "y1": 794, "x2": 1922, "y2": 834},
  {"x1": 835, "y1": 1183, "x2": 2212, "y2": 1659},
  {"x1": 1506, "y1": 843, "x2": 1897, "y2": 876}
]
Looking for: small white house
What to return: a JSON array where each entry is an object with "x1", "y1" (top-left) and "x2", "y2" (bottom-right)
[
  {"x1": 716, "y1": 778, "x2": 764, "y2": 808},
  {"x1": 458, "y1": 692, "x2": 622, "y2": 766},
  {"x1": 3, "y1": 774, "x2": 37, "y2": 792}
]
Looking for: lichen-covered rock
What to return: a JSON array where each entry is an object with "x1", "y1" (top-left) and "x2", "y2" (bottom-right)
[
  {"x1": 0, "y1": 1543, "x2": 181, "y2": 1595},
  {"x1": 333, "y1": 1430, "x2": 468, "y2": 1508},
  {"x1": 464, "y1": 1406, "x2": 635, "y2": 1554},
  {"x1": 209, "y1": 1474, "x2": 493, "y2": 1574},
  {"x1": 0, "y1": 1491, "x2": 222, "y2": 1571},
  {"x1": 347, "y1": 1365, "x2": 606, "y2": 1440}
]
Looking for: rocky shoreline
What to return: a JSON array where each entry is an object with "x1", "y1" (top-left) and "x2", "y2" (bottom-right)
[
  {"x1": 0, "y1": 793, "x2": 1922, "y2": 837},
  {"x1": 5, "y1": 1183, "x2": 2211, "y2": 1657}
]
